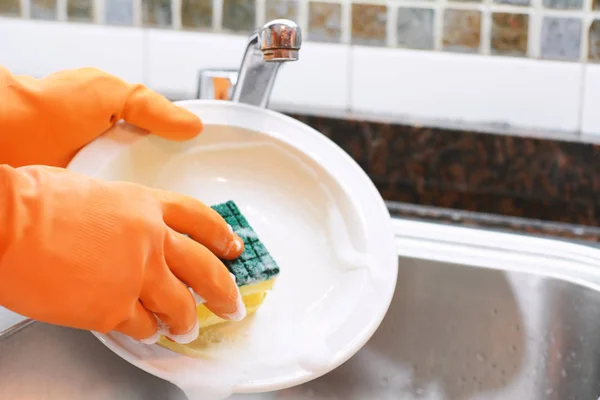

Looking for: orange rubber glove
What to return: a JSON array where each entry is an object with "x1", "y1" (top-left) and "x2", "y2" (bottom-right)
[
  {"x1": 0, "y1": 66, "x2": 202, "y2": 168},
  {"x1": 0, "y1": 164, "x2": 246, "y2": 343}
]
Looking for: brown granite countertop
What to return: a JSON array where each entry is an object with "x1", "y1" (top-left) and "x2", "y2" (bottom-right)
[{"x1": 285, "y1": 112, "x2": 600, "y2": 243}]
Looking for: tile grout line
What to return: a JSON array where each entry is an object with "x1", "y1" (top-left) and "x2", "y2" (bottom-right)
[
  {"x1": 341, "y1": 0, "x2": 352, "y2": 45},
  {"x1": 530, "y1": 0, "x2": 543, "y2": 58},
  {"x1": 435, "y1": 0, "x2": 447, "y2": 51},
  {"x1": 94, "y1": 0, "x2": 103, "y2": 24},
  {"x1": 20, "y1": 0, "x2": 30, "y2": 18},
  {"x1": 213, "y1": 0, "x2": 223, "y2": 31},
  {"x1": 481, "y1": 0, "x2": 493, "y2": 55},
  {"x1": 171, "y1": 0, "x2": 181, "y2": 29},
  {"x1": 57, "y1": 0, "x2": 67, "y2": 21},
  {"x1": 386, "y1": 1, "x2": 397, "y2": 48}
]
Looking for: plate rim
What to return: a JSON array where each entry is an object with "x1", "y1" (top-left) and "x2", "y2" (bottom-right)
[{"x1": 68, "y1": 100, "x2": 398, "y2": 393}]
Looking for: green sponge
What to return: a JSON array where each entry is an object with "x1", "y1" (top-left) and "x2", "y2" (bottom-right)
[{"x1": 210, "y1": 200, "x2": 280, "y2": 287}]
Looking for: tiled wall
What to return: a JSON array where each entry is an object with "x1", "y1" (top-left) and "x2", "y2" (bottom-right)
[{"x1": 1, "y1": 0, "x2": 598, "y2": 63}]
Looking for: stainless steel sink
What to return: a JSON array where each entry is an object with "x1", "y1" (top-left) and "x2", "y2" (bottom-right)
[{"x1": 2, "y1": 218, "x2": 600, "y2": 400}]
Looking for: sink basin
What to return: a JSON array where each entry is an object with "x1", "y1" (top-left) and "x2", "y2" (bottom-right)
[{"x1": 1, "y1": 218, "x2": 600, "y2": 400}]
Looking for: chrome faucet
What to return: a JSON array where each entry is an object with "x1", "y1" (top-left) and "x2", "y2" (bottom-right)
[{"x1": 196, "y1": 19, "x2": 301, "y2": 108}]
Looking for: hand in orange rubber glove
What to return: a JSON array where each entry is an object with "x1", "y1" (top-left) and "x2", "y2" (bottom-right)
[
  {"x1": 0, "y1": 66, "x2": 202, "y2": 168},
  {"x1": 0, "y1": 164, "x2": 246, "y2": 343}
]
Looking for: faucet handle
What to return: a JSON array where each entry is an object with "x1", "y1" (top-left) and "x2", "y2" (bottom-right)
[
  {"x1": 196, "y1": 69, "x2": 238, "y2": 100},
  {"x1": 259, "y1": 19, "x2": 302, "y2": 62}
]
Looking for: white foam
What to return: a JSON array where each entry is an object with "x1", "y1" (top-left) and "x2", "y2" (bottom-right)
[
  {"x1": 140, "y1": 314, "x2": 200, "y2": 345},
  {"x1": 221, "y1": 273, "x2": 247, "y2": 322}
]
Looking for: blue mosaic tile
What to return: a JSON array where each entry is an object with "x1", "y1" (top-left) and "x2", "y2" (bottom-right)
[
  {"x1": 31, "y1": 0, "x2": 56, "y2": 20},
  {"x1": 540, "y1": 17, "x2": 581, "y2": 61},
  {"x1": 397, "y1": 7, "x2": 434, "y2": 50},
  {"x1": 105, "y1": 0, "x2": 133, "y2": 25},
  {"x1": 543, "y1": 0, "x2": 583, "y2": 9}
]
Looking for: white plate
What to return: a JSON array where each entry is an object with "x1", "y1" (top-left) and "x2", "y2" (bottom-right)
[{"x1": 67, "y1": 100, "x2": 397, "y2": 398}]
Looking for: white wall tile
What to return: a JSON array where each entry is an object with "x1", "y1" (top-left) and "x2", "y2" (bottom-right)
[
  {"x1": 581, "y1": 64, "x2": 600, "y2": 137},
  {"x1": 350, "y1": 46, "x2": 584, "y2": 134},
  {"x1": 270, "y1": 42, "x2": 350, "y2": 112},
  {"x1": 0, "y1": 18, "x2": 144, "y2": 82},
  {"x1": 144, "y1": 29, "x2": 247, "y2": 99}
]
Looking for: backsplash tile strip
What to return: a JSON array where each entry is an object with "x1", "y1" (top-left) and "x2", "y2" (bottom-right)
[{"x1": 4, "y1": 0, "x2": 600, "y2": 62}]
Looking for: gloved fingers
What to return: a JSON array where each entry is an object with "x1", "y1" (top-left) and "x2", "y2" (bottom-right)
[
  {"x1": 164, "y1": 228, "x2": 247, "y2": 321},
  {"x1": 113, "y1": 301, "x2": 158, "y2": 341},
  {"x1": 139, "y1": 263, "x2": 199, "y2": 342},
  {"x1": 155, "y1": 190, "x2": 244, "y2": 260},
  {"x1": 122, "y1": 84, "x2": 203, "y2": 141}
]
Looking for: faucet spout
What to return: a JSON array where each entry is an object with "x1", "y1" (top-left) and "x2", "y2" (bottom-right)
[{"x1": 230, "y1": 19, "x2": 302, "y2": 108}]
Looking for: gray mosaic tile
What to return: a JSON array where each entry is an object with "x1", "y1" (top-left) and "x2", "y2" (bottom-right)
[
  {"x1": 351, "y1": 3, "x2": 387, "y2": 46},
  {"x1": 31, "y1": 0, "x2": 56, "y2": 20},
  {"x1": 222, "y1": 0, "x2": 255, "y2": 33},
  {"x1": 0, "y1": 0, "x2": 20, "y2": 16},
  {"x1": 181, "y1": 0, "x2": 212, "y2": 30},
  {"x1": 443, "y1": 9, "x2": 481, "y2": 53},
  {"x1": 68, "y1": 0, "x2": 93, "y2": 21},
  {"x1": 105, "y1": 0, "x2": 133, "y2": 26},
  {"x1": 491, "y1": 13, "x2": 528, "y2": 56},
  {"x1": 266, "y1": 0, "x2": 298, "y2": 21},
  {"x1": 396, "y1": 8, "x2": 434, "y2": 50},
  {"x1": 493, "y1": 0, "x2": 530, "y2": 6},
  {"x1": 540, "y1": 17, "x2": 581, "y2": 61},
  {"x1": 590, "y1": 20, "x2": 600, "y2": 62},
  {"x1": 543, "y1": 0, "x2": 583, "y2": 9},
  {"x1": 308, "y1": 2, "x2": 341, "y2": 43},
  {"x1": 142, "y1": 0, "x2": 171, "y2": 27}
]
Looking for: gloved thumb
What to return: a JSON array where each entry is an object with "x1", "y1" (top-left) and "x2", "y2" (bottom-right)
[{"x1": 122, "y1": 84, "x2": 203, "y2": 141}]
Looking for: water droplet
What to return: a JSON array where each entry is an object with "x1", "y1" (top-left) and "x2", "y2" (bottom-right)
[
  {"x1": 500, "y1": 369, "x2": 506, "y2": 376},
  {"x1": 416, "y1": 388, "x2": 424, "y2": 396},
  {"x1": 546, "y1": 388, "x2": 554, "y2": 395},
  {"x1": 561, "y1": 369, "x2": 567, "y2": 378},
  {"x1": 511, "y1": 345, "x2": 517, "y2": 352},
  {"x1": 476, "y1": 353, "x2": 486, "y2": 362},
  {"x1": 557, "y1": 352, "x2": 562, "y2": 360},
  {"x1": 570, "y1": 351, "x2": 577, "y2": 359},
  {"x1": 513, "y1": 324, "x2": 521, "y2": 332},
  {"x1": 491, "y1": 363, "x2": 497, "y2": 369},
  {"x1": 381, "y1": 376, "x2": 389, "y2": 386},
  {"x1": 492, "y1": 308, "x2": 498, "y2": 315}
]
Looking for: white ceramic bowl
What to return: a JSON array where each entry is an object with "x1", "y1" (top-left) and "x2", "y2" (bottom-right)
[{"x1": 67, "y1": 100, "x2": 397, "y2": 397}]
